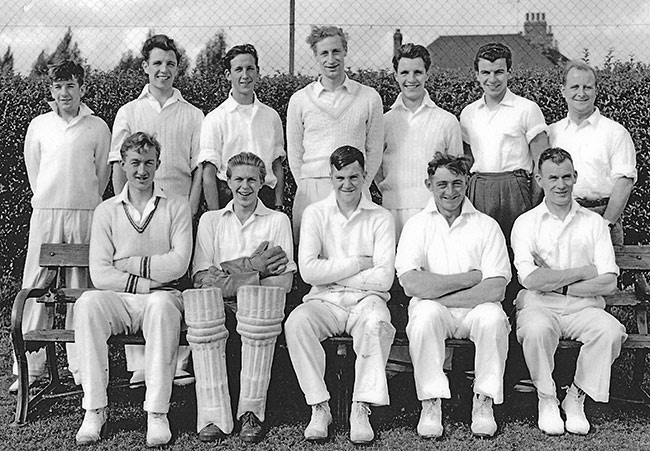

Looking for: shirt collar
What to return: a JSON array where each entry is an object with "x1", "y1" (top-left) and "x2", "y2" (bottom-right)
[
  {"x1": 47, "y1": 101, "x2": 94, "y2": 121},
  {"x1": 422, "y1": 196, "x2": 479, "y2": 217},
  {"x1": 478, "y1": 88, "x2": 515, "y2": 109},
  {"x1": 313, "y1": 75, "x2": 357, "y2": 96},
  {"x1": 114, "y1": 182, "x2": 167, "y2": 205},
  {"x1": 137, "y1": 84, "x2": 186, "y2": 105},
  {"x1": 565, "y1": 107, "x2": 601, "y2": 129},
  {"x1": 220, "y1": 197, "x2": 273, "y2": 218},
  {"x1": 390, "y1": 90, "x2": 437, "y2": 111},
  {"x1": 539, "y1": 198, "x2": 583, "y2": 222},
  {"x1": 222, "y1": 91, "x2": 259, "y2": 112}
]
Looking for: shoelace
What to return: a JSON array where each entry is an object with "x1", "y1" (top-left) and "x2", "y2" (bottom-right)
[{"x1": 242, "y1": 412, "x2": 259, "y2": 428}]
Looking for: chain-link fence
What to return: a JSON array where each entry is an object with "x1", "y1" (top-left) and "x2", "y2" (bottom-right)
[{"x1": 1, "y1": 0, "x2": 648, "y2": 76}]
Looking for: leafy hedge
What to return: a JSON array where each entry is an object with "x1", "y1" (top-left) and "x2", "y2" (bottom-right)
[{"x1": 2, "y1": 62, "x2": 650, "y2": 317}]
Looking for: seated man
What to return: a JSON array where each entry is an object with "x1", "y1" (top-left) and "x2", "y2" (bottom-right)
[
  {"x1": 511, "y1": 147, "x2": 627, "y2": 435},
  {"x1": 396, "y1": 153, "x2": 511, "y2": 438},
  {"x1": 73, "y1": 132, "x2": 192, "y2": 447},
  {"x1": 191, "y1": 152, "x2": 295, "y2": 443},
  {"x1": 285, "y1": 145, "x2": 396, "y2": 445}
]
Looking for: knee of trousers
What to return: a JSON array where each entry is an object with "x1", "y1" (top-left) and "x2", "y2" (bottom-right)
[
  {"x1": 471, "y1": 303, "x2": 510, "y2": 334},
  {"x1": 74, "y1": 291, "x2": 112, "y2": 329},
  {"x1": 582, "y1": 317, "x2": 627, "y2": 347},
  {"x1": 143, "y1": 291, "x2": 182, "y2": 324},
  {"x1": 516, "y1": 309, "x2": 557, "y2": 343},
  {"x1": 236, "y1": 286, "x2": 286, "y2": 340},
  {"x1": 406, "y1": 301, "x2": 447, "y2": 338}
]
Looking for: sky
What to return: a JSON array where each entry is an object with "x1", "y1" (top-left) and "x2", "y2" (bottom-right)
[{"x1": 1, "y1": 0, "x2": 649, "y2": 75}]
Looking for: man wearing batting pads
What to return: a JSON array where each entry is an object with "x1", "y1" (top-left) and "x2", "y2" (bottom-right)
[
  {"x1": 285, "y1": 145, "x2": 396, "y2": 445},
  {"x1": 189, "y1": 152, "x2": 295, "y2": 443}
]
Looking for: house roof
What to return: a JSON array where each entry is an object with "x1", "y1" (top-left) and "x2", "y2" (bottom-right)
[{"x1": 427, "y1": 34, "x2": 562, "y2": 69}]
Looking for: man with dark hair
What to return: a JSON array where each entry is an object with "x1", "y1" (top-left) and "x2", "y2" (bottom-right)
[
  {"x1": 287, "y1": 26, "x2": 384, "y2": 240},
  {"x1": 549, "y1": 60, "x2": 636, "y2": 245},
  {"x1": 379, "y1": 43, "x2": 463, "y2": 238},
  {"x1": 511, "y1": 147, "x2": 626, "y2": 436},
  {"x1": 109, "y1": 33, "x2": 204, "y2": 385},
  {"x1": 396, "y1": 152, "x2": 511, "y2": 438},
  {"x1": 199, "y1": 44, "x2": 286, "y2": 211},
  {"x1": 285, "y1": 145, "x2": 396, "y2": 444},
  {"x1": 190, "y1": 151, "x2": 295, "y2": 443},
  {"x1": 12, "y1": 59, "x2": 111, "y2": 393},
  {"x1": 73, "y1": 131, "x2": 192, "y2": 447},
  {"x1": 460, "y1": 42, "x2": 548, "y2": 244}
]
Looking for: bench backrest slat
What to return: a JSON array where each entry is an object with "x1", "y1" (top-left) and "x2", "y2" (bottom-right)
[
  {"x1": 614, "y1": 246, "x2": 650, "y2": 271},
  {"x1": 39, "y1": 243, "x2": 89, "y2": 268}
]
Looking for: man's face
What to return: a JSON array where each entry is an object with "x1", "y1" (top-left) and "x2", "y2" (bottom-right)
[
  {"x1": 535, "y1": 159, "x2": 577, "y2": 209},
  {"x1": 121, "y1": 146, "x2": 159, "y2": 193},
  {"x1": 227, "y1": 164, "x2": 263, "y2": 210},
  {"x1": 476, "y1": 58, "x2": 509, "y2": 102},
  {"x1": 314, "y1": 36, "x2": 346, "y2": 82},
  {"x1": 394, "y1": 57, "x2": 428, "y2": 105},
  {"x1": 142, "y1": 47, "x2": 178, "y2": 92},
  {"x1": 50, "y1": 77, "x2": 84, "y2": 117},
  {"x1": 426, "y1": 167, "x2": 467, "y2": 217},
  {"x1": 330, "y1": 161, "x2": 365, "y2": 206},
  {"x1": 226, "y1": 53, "x2": 258, "y2": 99},
  {"x1": 563, "y1": 68, "x2": 597, "y2": 120}
]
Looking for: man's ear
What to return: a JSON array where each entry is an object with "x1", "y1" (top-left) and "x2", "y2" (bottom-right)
[{"x1": 534, "y1": 173, "x2": 543, "y2": 188}]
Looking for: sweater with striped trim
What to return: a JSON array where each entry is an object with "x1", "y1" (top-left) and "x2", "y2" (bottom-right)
[{"x1": 89, "y1": 186, "x2": 192, "y2": 294}]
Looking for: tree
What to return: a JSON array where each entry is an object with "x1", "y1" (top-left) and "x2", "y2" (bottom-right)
[
  {"x1": 194, "y1": 31, "x2": 227, "y2": 76},
  {"x1": 31, "y1": 27, "x2": 84, "y2": 76},
  {"x1": 0, "y1": 46, "x2": 14, "y2": 75}
]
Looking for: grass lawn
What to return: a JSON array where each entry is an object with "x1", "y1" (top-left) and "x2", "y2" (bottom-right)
[{"x1": 1, "y1": 328, "x2": 650, "y2": 451}]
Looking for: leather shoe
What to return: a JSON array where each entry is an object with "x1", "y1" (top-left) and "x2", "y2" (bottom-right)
[
  {"x1": 240, "y1": 411, "x2": 265, "y2": 443},
  {"x1": 198, "y1": 423, "x2": 226, "y2": 443}
]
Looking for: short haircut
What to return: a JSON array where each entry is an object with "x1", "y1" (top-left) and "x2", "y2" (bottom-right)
[
  {"x1": 474, "y1": 42, "x2": 512, "y2": 71},
  {"x1": 120, "y1": 132, "x2": 161, "y2": 161},
  {"x1": 392, "y1": 43, "x2": 431, "y2": 72},
  {"x1": 538, "y1": 147, "x2": 574, "y2": 173},
  {"x1": 226, "y1": 151, "x2": 267, "y2": 184},
  {"x1": 223, "y1": 44, "x2": 259, "y2": 71},
  {"x1": 427, "y1": 152, "x2": 469, "y2": 177},
  {"x1": 306, "y1": 26, "x2": 348, "y2": 53},
  {"x1": 329, "y1": 145, "x2": 365, "y2": 171},
  {"x1": 562, "y1": 60, "x2": 598, "y2": 88},
  {"x1": 142, "y1": 34, "x2": 181, "y2": 63},
  {"x1": 48, "y1": 60, "x2": 85, "y2": 86}
]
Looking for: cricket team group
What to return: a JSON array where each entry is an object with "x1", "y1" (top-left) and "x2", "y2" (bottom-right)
[{"x1": 12, "y1": 23, "x2": 637, "y2": 447}]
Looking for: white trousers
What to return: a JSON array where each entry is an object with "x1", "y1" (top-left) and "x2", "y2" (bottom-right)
[
  {"x1": 285, "y1": 296, "x2": 395, "y2": 406},
  {"x1": 15, "y1": 208, "x2": 93, "y2": 378},
  {"x1": 516, "y1": 304, "x2": 627, "y2": 402},
  {"x1": 407, "y1": 301, "x2": 510, "y2": 404},
  {"x1": 74, "y1": 290, "x2": 183, "y2": 413}
]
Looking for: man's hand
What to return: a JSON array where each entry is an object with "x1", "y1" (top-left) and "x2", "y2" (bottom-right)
[
  {"x1": 357, "y1": 256, "x2": 374, "y2": 272},
  {"x1": 468, "y1": 269, "x2": 483, "y2": 285},
  {"x1": 195, "y1": 266, "x2": 222, "y2": 287},
  {"x1": 114, "y1": 258, "x2": 129, "y2": 272},
  {"x1": 581, "y1": 264, "x2": 598, "y2": 280},
  {"x1": 250, "y1": 244, "x2": 289, "y2": 278}
]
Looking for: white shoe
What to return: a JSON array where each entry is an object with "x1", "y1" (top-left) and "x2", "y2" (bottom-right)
[
  {"x1": 417, "y1": 398, "x2": 443, "y2": 438},
  {"x1": 146, "y1": 412, "x2": 171, "y2": 447},
  {"x1": 538, "y1": 396, "x2": 565, "y2": 435},
  {"x1": 471, "y1": 394, "x2": 497, "y2": 437},
  {"x1": 129, "y1": 370, "x2": 145, "y2": 389},
  {"x1": 76, "y1": 407, "x2": 107, "y2": 445},
  {"x1": 8, "y1": 375, "x2": 39, "y2": 394},
  {"x1": 561, "y1": 384, "x2": 590, "y2": 435},
  {"x1": 349, "y1": 401, "x2": 374, "y2": 444},
  {"x1": 304, "y1": 401, "x2": 332, "y2": 441}
]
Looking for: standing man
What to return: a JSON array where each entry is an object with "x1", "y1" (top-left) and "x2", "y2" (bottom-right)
[
  {"x1": 191, "y1": 152, "x2": 295, "y2": 443},
  {"x1": 287, "y1": 26, "x2": 384, "y2": 240},
  {"x1": 13, "y1": 60, "x2": 111, "y2": 393},
  {"x1": 285, "y1": 146, "x2": 396, "y2": 445},
  {"x1": 460, "y1": 42, "x2": 548, "y2": 244},
  {"x1": 379, "y1": 43, "x2": 463, "y2": 238},
  {"x1": 109, "y1": 34, "x2": 204, "y2": 384},
  {"x1": 396, "y1": 153, "x2": 511, "y2": 438},
  {"x1": 199, "y1": 44, "x2": 286, "y2": 211},
  {"x1": 511, "y1": 147, "x2": 626, "y2": 436},
  {"x1": 73, "y1": 132, "x2": 192, "y2": 447},
  {"x1": 549, "y1": 60, "x2": 636, "y2": 245}
]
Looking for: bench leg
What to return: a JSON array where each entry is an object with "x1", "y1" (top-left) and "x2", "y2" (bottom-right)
[{"x1": 612, "y1": 349, "x2": 650, "y2": 404}]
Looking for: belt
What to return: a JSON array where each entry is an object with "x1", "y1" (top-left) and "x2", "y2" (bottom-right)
[
  {"x1": 471, "y1": 169, "x2": 530, "y2": 180},
  {"x1": 576, "y1": 197, "x2": 609, "y2": 208}
]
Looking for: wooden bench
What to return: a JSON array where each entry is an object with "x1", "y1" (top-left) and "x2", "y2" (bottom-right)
[
  {"x1": 326, "y1": 245, "x2": 650, "y2": 424},
  {"x1": 10, "y1": 243, "x2": 190, "y2": 426}
]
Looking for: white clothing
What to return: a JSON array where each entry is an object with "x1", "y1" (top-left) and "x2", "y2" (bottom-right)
[
  {"x1": 460, "y1": 89, "x2": 547, "y2": 173},
  {"x1": 198, "y1": 92, "x2": 285, "y2": 188},
  {"x1": 548, "y1": 108, "x2": 637, "y2": 200},
  {"x1": 109, "y1": 85, "x2": 204, "y2": 198},
  {"x1": 379, "y1": 91, "x2": 463, "y2": 211}
]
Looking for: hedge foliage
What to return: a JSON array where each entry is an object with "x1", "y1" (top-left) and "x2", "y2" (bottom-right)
[{"x1": 2, "y1": 62, "x2": 650, "y2": 316}]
